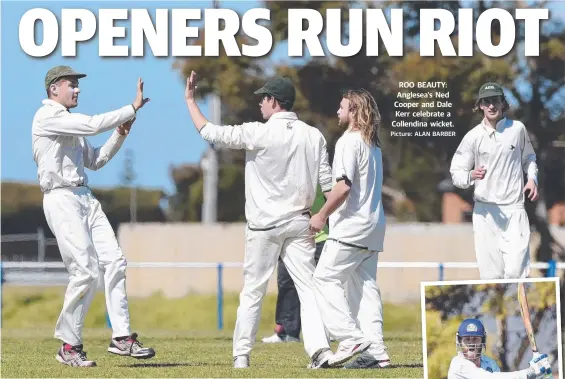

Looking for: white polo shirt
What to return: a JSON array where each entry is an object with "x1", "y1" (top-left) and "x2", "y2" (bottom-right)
[
  {"x1": 450, "y1": 117, "x2": 538, "y2": 208},
  {"x1": 200, "y1": 112, "x2": 332, "y2": 229},
  {"x1": 32, "y1": 99, "x2": 136, "y2": 193},
  {"x1": 448, "y1": 353, "x2": 532, "y2": 379},
  {"x1": 327, "y1": 130, "x2": 386, "y2": 252}
]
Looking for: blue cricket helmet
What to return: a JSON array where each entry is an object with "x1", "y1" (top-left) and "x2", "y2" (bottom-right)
[{"x1": 456, "y1": 318, "x2": 487, "y2": 359}]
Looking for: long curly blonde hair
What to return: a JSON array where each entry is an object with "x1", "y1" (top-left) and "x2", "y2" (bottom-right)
[{"x1": 342, "y1": 89, "x2": 382, "y2": 147}]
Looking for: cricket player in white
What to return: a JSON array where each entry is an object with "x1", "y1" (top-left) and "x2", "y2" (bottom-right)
[
  {"x1": 448, "y1": 318, "x2": 551, "y2": 379},
  {"x1": 450, "y1": 82, "x2": 539, "y2": 279},
  {"x1": 184, "y1": 72, "x2": 334, "y2": 369},
  {"x1": 32, "y1": 66, "x2": 155, "y2": 367},
  {"x1": 310, "y1": 89, "x2": 390, "y2": 368}
]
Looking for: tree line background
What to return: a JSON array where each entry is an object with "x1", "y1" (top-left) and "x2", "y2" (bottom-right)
[{"x1": 2, "y1": 0, "x2": 564, "y2": 352}]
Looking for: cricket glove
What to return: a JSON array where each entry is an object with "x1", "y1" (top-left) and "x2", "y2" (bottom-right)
[{"x1": 527, "y1": 353, "x2": 552, "y2": 379}]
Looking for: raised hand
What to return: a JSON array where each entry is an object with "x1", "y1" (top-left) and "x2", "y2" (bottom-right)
[
  {"x1": 133, "y1": 78, "x2": 150, "y2": 111},
  {"x1": 185, "y1": 71, "x2": 197, "y2": 103}
]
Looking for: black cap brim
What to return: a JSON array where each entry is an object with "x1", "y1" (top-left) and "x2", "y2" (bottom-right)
[{"x1": 253, "y1": 87, "x2": 269, "y2": 95}]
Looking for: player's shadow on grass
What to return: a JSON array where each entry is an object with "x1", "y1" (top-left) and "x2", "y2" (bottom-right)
[
  {"x1": 390, "y1": 363, "x2": 423, "y2": 368},
  {"x1": 120, "y1": 362, "x2": 232, "y2": 368}
]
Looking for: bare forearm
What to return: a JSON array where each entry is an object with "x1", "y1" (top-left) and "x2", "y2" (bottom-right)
[
  {"x1": 318, "y1": 181, "x2": 350, "y2": 219},
  {"x1": 186, "y1": 99, "x2": 209, "y2": 132}
]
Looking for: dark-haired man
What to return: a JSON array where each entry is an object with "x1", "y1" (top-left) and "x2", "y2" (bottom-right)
[{"x1": 185, "y1": 72, "x2": 334, "y2": 369}]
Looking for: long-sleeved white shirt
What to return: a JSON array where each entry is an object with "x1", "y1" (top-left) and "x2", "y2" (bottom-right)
[
  {"x1": 328, "y1": 130, "x2": 386, "y2": 251},
  {"x1": 200, "y1": 111, "x2": 332, "y2": 229},
  {"x1": 32, "y1": 99, "x2": 136, "y2": 192},
  {"x1": 448, "y1": 354, "x2": 532, "y2": 379},
  {"x1": 450, "y1": 118, "x2": 538, "y2": 207}
]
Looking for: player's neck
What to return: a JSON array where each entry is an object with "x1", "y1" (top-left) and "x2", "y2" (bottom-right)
[
  {"x1": 473, "y1": 357, "x2": 481, "y2": 367},
  {"x1": 348, "y1": 123, "x2": 360, "y2": 132},
  {"x1": 483, "y1": 116, "x2": 504, "y2": 129}
]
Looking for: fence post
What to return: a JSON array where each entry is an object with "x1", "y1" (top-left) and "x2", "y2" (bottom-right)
[
  {"x1": 37, "y1": 227, "x2": 45, "y2": 262},
  {"x1": 547, "y1": 260, "x2": 556, "y2": 277},
  {"x1": 105, "y1": 311, "x2": 112, "y2": 328},
  {"x1": 217, "y1": 263, "x2": 224, "y2": 331},
  {"x1": 438, "y1": 263, "x2": 444, "y2": 281}
]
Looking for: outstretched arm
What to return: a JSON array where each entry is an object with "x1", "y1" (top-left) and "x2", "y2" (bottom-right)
[
  {"x1": 35, "y1": 78, "x2": 149, "y2": 137},
  {"x1": 83, "y1": 118, "x2": 135, "y2": 171},
  {"x1": 184, "y1": 71, "x2": 263, "y2": 150},
  {"x1": 184, "y1": 71, "x2": 209, "y2": 132}
]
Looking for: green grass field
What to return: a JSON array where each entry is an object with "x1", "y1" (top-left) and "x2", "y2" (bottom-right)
[{"x1": 1, "y1": 287, "x2": 423, "y2": 378}]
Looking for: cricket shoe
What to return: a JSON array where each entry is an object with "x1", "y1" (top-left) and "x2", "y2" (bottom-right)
[
  {"x1": 261, "y1": 333, "x2": 300, "y2": 343},
  {"x1": 107, "y1": 333, "x2": 155, "y2": 359},
  {"x1": 328, "y1": 341, "x2": 371, "y2": 367},
  {"x1": 233, "y1": 355, "x2": 250, "y2": 368},
  {"x1": 307, "y1": 348, "x2": 333, "y2": 369},
  {"x1": 55, "y1": 344, "x2": 97, "y2": 367},
  {"x1": 343, "y1": 351, "x2": 391, "y2": 369}
]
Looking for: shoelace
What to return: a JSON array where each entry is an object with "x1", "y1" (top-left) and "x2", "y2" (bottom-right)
[
  {"x1": 127, "y1": 333, "x2": 144, "y2": 349},
  {"x1": 69, "y1": 347, "x2": 89, "y2": 361}
]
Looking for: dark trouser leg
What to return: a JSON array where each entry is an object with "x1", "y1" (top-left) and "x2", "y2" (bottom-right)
[
  {"x1": 275, "y1": 257, "x2": 301, "y2": 339},
  {"x1": 315, "y1": 241, "x2": 325, "y2": 267}
]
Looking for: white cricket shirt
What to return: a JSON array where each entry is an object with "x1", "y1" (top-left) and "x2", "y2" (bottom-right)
[
  {"x1": 200, "y1": 111, "x2": 332, "y2": 229},
  {"x1": 327, "y1": 130, "x2": 386, "y2": 252},
  {"x1": 450, "y1": 118, "x2": 538, "y2": 207},
  {"x1": 448, "y1": 353, "x2": 531, "y2": 379},
  {"x1": 32, "y1": 99, "x2": 135, "y2": 193}
]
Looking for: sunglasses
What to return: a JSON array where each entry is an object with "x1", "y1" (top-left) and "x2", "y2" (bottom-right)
[{"x1": 481, "y1": 97, "x2": 502, "y2": 106}]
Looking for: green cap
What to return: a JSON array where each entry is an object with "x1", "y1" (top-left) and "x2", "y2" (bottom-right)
[
  {"x1": 478, "y1": 82, "x2": 504, "y2": 99},
  {"x1": 45, "y1": 65, "x2": 86, "y2": 89},
  {"x1": 254, "y1": 77, "x2": 296, "y2": 104}
]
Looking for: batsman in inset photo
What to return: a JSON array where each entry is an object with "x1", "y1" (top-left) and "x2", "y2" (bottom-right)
[{"x1": 422, "y1": 278, "x2": 562, "y2": 379}]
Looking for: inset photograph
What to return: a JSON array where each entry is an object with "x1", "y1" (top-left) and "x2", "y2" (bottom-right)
[{"x1": 421, "y1": 278, "x2": 562, "y2": 379}]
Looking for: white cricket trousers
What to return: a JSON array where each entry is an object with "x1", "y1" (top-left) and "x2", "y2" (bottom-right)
[
  {"x1": 473, "y1": 201, "x2": 531, "y2": 280},
  {"x1": 313, "y1": 239, "x2": 386, "y2": 356},
  {"x1": 43, "y1": 187, "x2": 131, "y2": 346},
  {"x1": 233, "y1": 215, "x2": 330, "y2": 359}
]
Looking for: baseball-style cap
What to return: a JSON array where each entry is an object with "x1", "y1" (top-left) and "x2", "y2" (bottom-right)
[
  {"x1": 254, "y1": 77, "x2": 296, "y2": 104},
  {"x1": 478, "y1": 82, "x2": 504, "y2": 99},
  {"x1": 45, "y1": 65, "x2": 86, "y2": 89}
]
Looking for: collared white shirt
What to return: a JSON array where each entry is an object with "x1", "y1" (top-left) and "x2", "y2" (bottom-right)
[
  {"x1": 200, "y1": 111, "x2": 332, "y2": 229},
  {"x1": 328, "y1": 130, "x2": 386, "y2": 252},
  {"x1": 450, "y1": 117, "x2": 538, "y2": 207},
  {"x1": 447, "y1": 353, "x2": 532, "y2": 379},
  {"x1": 32, "y1": 99, "x2": 135, "y2": 192}
]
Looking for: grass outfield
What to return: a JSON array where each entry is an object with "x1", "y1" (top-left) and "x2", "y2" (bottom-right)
[{"x1": 1, "y1": 286, "x2": 423, "y2": 378}]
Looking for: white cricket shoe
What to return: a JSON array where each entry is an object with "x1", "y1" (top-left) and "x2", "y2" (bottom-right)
[
  {"x1": 261, "y1": 333, "x2": 300, "y2": 343},
  {"x1": 233, "y1": 355, "x2": 249, "y2": 368},
  {"x1": 328, "y1": 341, "x2": 371, "y2": 367},
  {"x1": 307, "y1": 348, "x2": 333, "y2": 369}
]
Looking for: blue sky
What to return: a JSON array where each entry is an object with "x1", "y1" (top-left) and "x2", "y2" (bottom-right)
[{"x1": 2, "y1": 1, "x2": 564, "y2": 195}]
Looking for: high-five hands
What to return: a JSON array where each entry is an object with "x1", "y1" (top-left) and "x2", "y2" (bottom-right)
[
  {"x1": 185, "y1": 71, "x2": 197, "y2": 103},
  {"x1": 133, "y1": 77, "x2": 150, "y2": 111}
]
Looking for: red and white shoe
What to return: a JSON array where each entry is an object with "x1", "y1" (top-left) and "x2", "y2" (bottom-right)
[
  {"x1": 328, "y1": 341, "x2": 371, "y2": 367},
  {"x1": 55, "y1": 344, "x2": 96, "y2": 367}
]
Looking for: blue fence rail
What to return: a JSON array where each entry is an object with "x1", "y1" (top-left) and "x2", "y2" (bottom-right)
[{"x1": 2, "y1": 261, "x2": 564, "y2": 330}]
